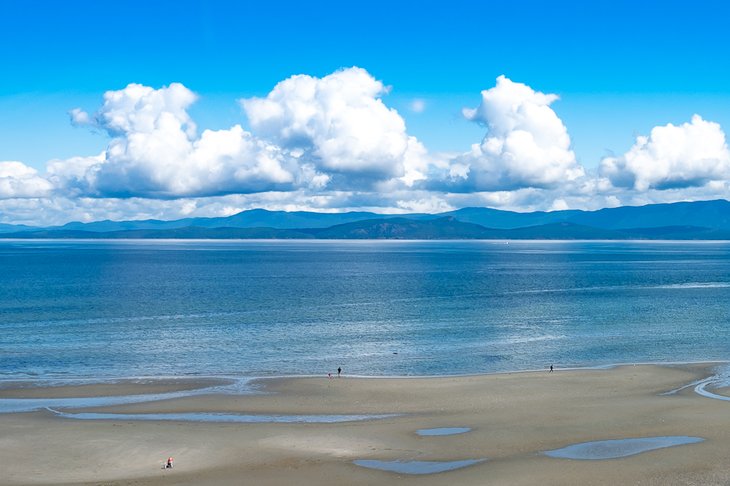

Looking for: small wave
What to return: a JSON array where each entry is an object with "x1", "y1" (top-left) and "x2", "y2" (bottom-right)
[
  {"x1": 671, "y1": 364, "x2": 730, "y2": 401},
  {"x1": 509, "y1": 282, "x2": 730, "y2": 295},
  {"x1": 694, "y1": 381, "x2": 730, "y2": 401},
  {"x1": 655, "y1": 282, "x2": 730, "y2": 290},
  {"x1": 495, "y1": 334, "x2": 566, "y2": 345},
  {"x1": 693, "y1": 368, "x2": 730, "y2": 401},
  {"x1": 3, "y1": 310, "x2": 260, "y2": 330}
]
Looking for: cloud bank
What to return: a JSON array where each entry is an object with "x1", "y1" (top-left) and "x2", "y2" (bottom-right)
[
  {"x1": 1, "y1": 68, "x2": 730, "y2": 225},
  {"x1": 0, "y1": 162, "x2": 53, "y2": 198}
]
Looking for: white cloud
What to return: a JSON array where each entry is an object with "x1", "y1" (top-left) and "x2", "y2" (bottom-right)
[
  {"x1": 72, "y1": 83, "x2": 198, "y2": 137},
  {"x1": 5, "y1": 71, "x2": 730, "y2": 226},
  {"x1": 241, "y1": 67, "x2": 428, "y2": 187},
  {"x1": 69, "y1": 108, "x2": 91, "y2": 125},
  {"x1": 58, "y1": 83, "x2": 310, "y2": 198},
  {"x1": 0, "y1": 161, "x2": 53, "y2": 198},
  {"x1": 396, "y1": 195, "x2": 454, "y2": 213},
  {"x1": 599, "y1": 115, "x2": 730, "y2": 191},
  {"x1": 409, "y1": 99, "x2": 426, "y2": 113},
  {"x1": 433, "y1": 76, "x2": 584, "y2": 192}
]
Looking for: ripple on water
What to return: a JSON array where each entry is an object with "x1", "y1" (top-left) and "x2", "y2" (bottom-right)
[
  {"x1": 416, "y1": 427, "x2": 471, "y2": 436},
  {"x1": 353, "y1": 459, "x2": 486, "y2": 474},
  {"x1": 49, "y1": 410, "x2": 400, "y2": 423},
  {"x1": 544, "y1": 436, "x2": 704, "y2": 460}
]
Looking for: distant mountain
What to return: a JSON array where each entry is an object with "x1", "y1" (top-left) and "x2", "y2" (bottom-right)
[
  {"x1": 568, "y1": 199, "x2": 730, "y2": 230},
  {"x1": 2, "y1": 199, "x2": 730, "y2": 239},
  {"x1": 5, "y1": 217, "x2": 729, "y2": 240},
  {"x1": 53, "y1": 209, "x2": 418, "y2": 233},
  {"x1": 504, "y1": 222, "x2": 620, "y2": 239},
  {"x1": 0, "y1": 223, "x2": 40, "y2": 233},
  {"x1": 617, "y1": 225, "x2": 730, "y2": 240},
  {"x1": 204, "y1": 209, "x2": 421, "y2": 229},
  {"x1": 0, "y1": 226, "x2": 313, "y2": 239},
  {"x1": 28, "y1": 199, "x2": 730, "y2": 234},
  {"x1": 308, "y1": 219, "x2": 630, "y2": 240},
  {"x1": 306, "y1": 217, "x2": 502, "y2": 239},
  {"x1": 439, "y1": 207, "x2": 579, "y2": 229},
  {"x1": 443, "y1": 199, "x2": 730, "y2": 230}
]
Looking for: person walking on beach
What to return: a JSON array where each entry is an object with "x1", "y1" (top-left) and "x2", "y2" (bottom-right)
[
  {"x1": 337, "y1": 366, "x2": 342, "y2": 377},
  {"x1": 166, "y1": 457, "x2": 174, "y2": 469},
  {"x1": 549, "y1": 365, "x2": 553, "y2": 372}
]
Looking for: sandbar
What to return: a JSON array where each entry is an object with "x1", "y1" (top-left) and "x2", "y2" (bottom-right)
[{"x1": 2, "y1": 364, "x2": 730, "y2": 485}]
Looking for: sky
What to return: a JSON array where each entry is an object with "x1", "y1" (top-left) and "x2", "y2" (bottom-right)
[{"x1": 2, "y1": 0, "x2": 730, "y2": 225}]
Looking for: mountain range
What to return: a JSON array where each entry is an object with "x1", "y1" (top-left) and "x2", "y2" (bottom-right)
[{"x1": 1, "y1": 199, "x2": 730, "y2": 240}]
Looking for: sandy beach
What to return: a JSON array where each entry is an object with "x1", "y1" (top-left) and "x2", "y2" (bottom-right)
[{"x1": 2, "y1": 364, "x2": 730, "y2": 485}]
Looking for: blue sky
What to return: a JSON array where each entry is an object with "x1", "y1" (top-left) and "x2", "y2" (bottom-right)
[{"x1": 1, "y1": 0, "x2": 730, "y2": 224}]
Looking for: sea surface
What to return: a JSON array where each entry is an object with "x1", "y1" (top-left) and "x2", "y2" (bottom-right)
[{"x1": 1, "y1": 239, "x2": 730, "y2": 380}]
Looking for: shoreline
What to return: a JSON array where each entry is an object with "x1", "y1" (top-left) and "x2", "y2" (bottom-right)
[
  {"x1": 3, "y1": 363, "x2": 730, "y2": 484},
  {"x1": 2, "y1": 358, "x2": 727, "y2": 394}
]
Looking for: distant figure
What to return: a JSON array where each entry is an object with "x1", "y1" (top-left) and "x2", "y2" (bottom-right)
[
  {"x1": 549, "y1": 365, "x2": 553, "y2": 372},
  {"x1": 166, "y1": 457, "x2": 174, "y2": 469},
  {"x1": 328, "y1": 372, "x2": 332, "y2": 379},
  {"x1": 337, "y1": 366, "x2": 342, "y2": 377}
]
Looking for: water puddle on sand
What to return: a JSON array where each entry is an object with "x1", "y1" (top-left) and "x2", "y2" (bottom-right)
[
  {"x1": 417, "y1": 427, "x2": 471, "y2": 436},
  {"x1": 0, "y1": 378, "x2": 255, "y2": 414},
  {"x1": 49, "y1": 409, "x2": 400, "y2": 424},
  {"x1": 353, "y1": 459, "x2": 485, "y2": 474},
  {"x1": 544, "y1": 436, "x2": 704, "y2": 460}
]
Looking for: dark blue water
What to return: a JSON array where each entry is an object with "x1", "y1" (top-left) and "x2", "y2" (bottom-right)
[{"x1": 2, "y1": 240, "x2": 730, "y2": 379}]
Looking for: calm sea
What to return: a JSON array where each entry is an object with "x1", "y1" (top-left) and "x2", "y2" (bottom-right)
[{"x1": 1, "y1": 240, "x2": 729, "y2": 379}]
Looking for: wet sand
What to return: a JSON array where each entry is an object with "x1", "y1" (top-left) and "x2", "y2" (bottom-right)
[
  {"x1": 0, "y1": 377, "x2": 231, "y2": 399},
  {"x1": 2, "y1": 364, "x2": 730, "y2": 485}
]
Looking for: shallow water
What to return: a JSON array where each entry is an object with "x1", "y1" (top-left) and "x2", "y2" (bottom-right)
[
  {"x1": 0, "y1": 378, "x2": 252, "y2": 413},
  {"x1": 543, "y1": 436, "x2": 704, "y2": 460},
  {"x1": 417, "y1": 427, "x2": 471, "y2": 436},
  {"x1": 49, "y1": 409, "x2": 399, "y2": 423},
  {"x1": 353, "y1": 458, "x2": 485, "y2": 474}
]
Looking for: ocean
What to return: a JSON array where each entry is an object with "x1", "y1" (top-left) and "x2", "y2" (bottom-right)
[{"x1": 1, "y1": 239, "x2": 729, "y2": 379}]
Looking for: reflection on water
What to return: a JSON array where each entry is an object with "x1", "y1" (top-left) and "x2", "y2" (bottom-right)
[
  {"x1": 353, "y1": 458, "x2": 485, "y2": 474},
  {"x1": 416, "y1": 427, "x2": 471, "y2": 436},
  {"x1": 49, "y1": 409, "x2": 400, "y2": 423},
  {"x1": 544, "y1": 436, "x2": 704, "y2": 460},
  {"x1": 2, "y1": 240, "x2": 730, "y2": 378}
]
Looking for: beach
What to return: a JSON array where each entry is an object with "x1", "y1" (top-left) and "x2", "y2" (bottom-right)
[{"x1": 2, "y1": 364, "x2": 730, "y2": 485}]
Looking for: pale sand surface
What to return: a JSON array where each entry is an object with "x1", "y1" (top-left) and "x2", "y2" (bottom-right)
[{"x1": 2, "y1": 364, "x2": 730, "y2": 485}]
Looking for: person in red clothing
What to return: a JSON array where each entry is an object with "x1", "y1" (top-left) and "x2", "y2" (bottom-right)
[{"x1": 166, "y1": 457, "x2": 173, "y2": 469}]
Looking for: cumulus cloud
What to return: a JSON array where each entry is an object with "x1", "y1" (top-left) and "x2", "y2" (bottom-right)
[
  {"x1": 70, "y1": 83, "x2": 197, "y2": 137},
  {"x1": 50, "y1": 70, "x2": 430, "y2": 199},
  {"x1": 600, "y1": 115, "x2": 730, "y2": 191},
  {"x1": 6, "y1": 69, "x2": 730, "y2": 226},
  {"x1": 59, "y1": 83, "x2": 308, "y2": 198},
  {"x1": 241, "y1": 67, "x2": 428, "y2": 187},
  {"x1": 0, "y1": 161, "x2": 53, "y2": 198},
  {"x1": 431, "y1": 76, "x2": 584, "y2": 192}
]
